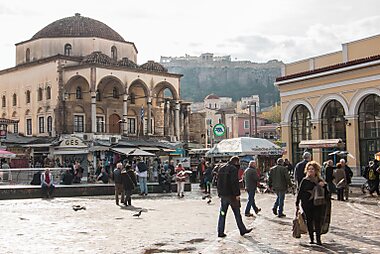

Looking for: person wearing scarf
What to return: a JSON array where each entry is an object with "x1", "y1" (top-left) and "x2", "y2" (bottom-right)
[{"x1": 295, "y1": 161, "x2": 327, "y2": 245}]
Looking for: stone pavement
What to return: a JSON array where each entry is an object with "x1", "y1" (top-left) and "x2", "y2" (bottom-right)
[{"x1": 0, "y1": 186, "x2": 379, "y2": 254}]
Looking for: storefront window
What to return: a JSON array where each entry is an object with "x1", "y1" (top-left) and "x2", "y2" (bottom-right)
[
  {"x1": 291, "y1": 105, "x2": 311, "y2": 164},
  {"x1": 321, "y1": 100, "x2": 346, "y2": 161},
  {"x1": 359, "y1": 94, "x2": 380, "y2": 167}
]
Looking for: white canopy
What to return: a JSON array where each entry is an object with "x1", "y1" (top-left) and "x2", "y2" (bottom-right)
[
  {"x1": 111, "y1": 148, "x2": 156, "y2": 157},
  {"x1": 206, "y1": 137, "x2": 283, "y2": 157}
]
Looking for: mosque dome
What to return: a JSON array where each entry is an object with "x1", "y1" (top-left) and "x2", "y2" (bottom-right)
[
  {"x1": 31, "y1": 13, "x2": 125, "y2": 42},
  {"x1": 81, "y1": 51, "x2": 116, "y2": 65},
  {"x1": 140, "y1": 61, "x2": 168, "y2": 72}
]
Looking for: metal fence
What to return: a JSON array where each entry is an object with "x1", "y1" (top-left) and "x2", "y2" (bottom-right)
[{"x1": 0, "y1": 168, "x2": 70, "y2": 185}]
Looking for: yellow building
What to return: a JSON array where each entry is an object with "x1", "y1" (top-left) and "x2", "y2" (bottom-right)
[
  {"x1": 0, "y1": 14, "x2": 188, "y2": 141},
  {"x1": 275, "y1": 34, "x2": 380, "y2": 174}
]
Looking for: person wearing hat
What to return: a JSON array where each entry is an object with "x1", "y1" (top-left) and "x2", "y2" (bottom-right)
[{"x1": 217, "y1": 156, "x2": 253, "y2": 238}]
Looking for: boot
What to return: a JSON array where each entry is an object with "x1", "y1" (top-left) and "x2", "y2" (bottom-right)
[
  {"x1": 309, "y1": 232, "x2": 315, "y2": 244},
  {"x1": 316, "y1": 234, "x2": 322, "y2": 245}
]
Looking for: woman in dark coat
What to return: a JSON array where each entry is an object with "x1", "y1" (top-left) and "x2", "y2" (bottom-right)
[
  {"x1": 121, "y1": 164, "x2": 137, "y2": 206},
  {"x1": 296, "y1": 161, "x2": 328, "y2": 245}
]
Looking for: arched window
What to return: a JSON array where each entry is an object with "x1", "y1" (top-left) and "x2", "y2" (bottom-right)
[
  {"x1": 111, "y1": 46, "x2": 117, "y2": 60},
  {"x1": 38, "y1": 88, "x2": 43, "y2": 101},
  {"x1": 76, "y1": 87, "x2": 82, "y2": 99},
  {"x1": 96, "y1": 89, "x2": 101, "y2": 101},
  {"x1": 130, "y1": 93, "x2": 136, "y2": 104},
  {"x1": 64, "y1": 44, "x2": 72, "y2": 56},
  {"x1": 47, "y1": 116, "x2": 53, "y2": 134},
  {"x1": 112, "y1": 87, "x2": 119, "y2": 98},
  {"x1": 26, "y1": 90, "x2": 31, "y2": 103},
  {"x1": 46, "y1": 87, "x2": 51, "y2": 100},
  {"x1": 321, "y1": 100, "x2": 346, "y2": 161},
  {"x1": 359, "y1": 94, "x2": 380, "y2": 167},
  {"x1": 26, "y1": 48, "x2": 30, "y2": 62},
  {"x1": 291, "y1": 105, "x2": 312, "y2": 163},
  {"x1": 2, "y1": 95, "x2": 6, "y2": 107},
  {"x1": 12, "y1": 94, "x2": 17, "y2": 106}
]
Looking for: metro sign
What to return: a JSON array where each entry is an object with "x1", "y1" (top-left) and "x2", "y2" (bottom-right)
[{"x1": 213, "y1": 123, "x2": 226, "y2": 137}]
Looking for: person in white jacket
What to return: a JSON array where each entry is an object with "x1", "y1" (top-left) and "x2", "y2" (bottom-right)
[{"x1": 41, "y1": 168, "x2": 55, "y2": 198}]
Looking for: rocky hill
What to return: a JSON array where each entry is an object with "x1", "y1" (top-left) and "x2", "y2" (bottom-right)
[{"x1": 161, "y1": 55, "x2": 283, "y2": 108}]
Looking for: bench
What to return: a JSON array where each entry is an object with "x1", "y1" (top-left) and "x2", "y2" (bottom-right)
[{"x1": 0, "y1": 182, "x2": 191, "y2": 200}]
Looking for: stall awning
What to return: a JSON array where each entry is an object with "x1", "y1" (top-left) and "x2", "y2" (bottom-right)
[
  {"x1": 299, "y1": 139, "x2": 344, "y2": 149},
  {"x1": 111, "y1": 148, "x2": 155, "y2": 157},
  {"x1": 53, "y1": 149, "x2": 89, "y2": 155},
  {"x1": 139, "y1": 146, "x2": 160, "y2": 152}
]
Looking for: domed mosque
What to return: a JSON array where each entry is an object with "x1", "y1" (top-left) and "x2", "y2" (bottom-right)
[{"x1": 0, "y1": 14, "x2": 189, "y2": 145}]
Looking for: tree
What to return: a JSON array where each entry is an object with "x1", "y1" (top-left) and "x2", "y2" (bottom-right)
[{"x1": 260, "y1": 104, "x2": 281, "y2": 123}]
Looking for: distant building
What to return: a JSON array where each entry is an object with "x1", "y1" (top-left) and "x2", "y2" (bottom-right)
[
  {"x1": 204, "y1": 94, "x2": 233, "y2": 110},
  {"x1": 160, "y1": 53, "x2": 231, "y2": 64},
  {"x1": 236, "y1": 95, "x2": 260, "y2": 114}
]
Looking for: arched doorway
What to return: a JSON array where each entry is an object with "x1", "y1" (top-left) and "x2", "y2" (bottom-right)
[
  {"x1": 109, "y1": 114, "x2": 121, "y2": 134},
  {"x1": 358, "y1": 94, "x2": 380, "y2": 167},
  {"x1": 291, "y1": 105, "x2": 312, "y2": 164},
  {"x1": 321, "y1": 100, "x2": 346, "y2": 162}
]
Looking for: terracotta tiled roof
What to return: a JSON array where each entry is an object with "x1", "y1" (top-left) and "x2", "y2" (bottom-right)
[
  {"x1": 117, "y1": 57, "x2": 138, "y2": 69},
  {"x1": 31, "y1": 13, "x2": 125, "y2": 42},
  {"x1": 140, "y1": 61, "x2": 168, "y2": 72},
  {"x1": 81, "y1": 51, "x2": 116, "y2": 66},
  {"x1": 276, "y1": 54, "x2": 380, "y2": 83}
]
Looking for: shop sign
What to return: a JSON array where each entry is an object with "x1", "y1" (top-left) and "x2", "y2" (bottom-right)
[{"x1": 59, "y1": 136, "x2": 86, "y2": 148}]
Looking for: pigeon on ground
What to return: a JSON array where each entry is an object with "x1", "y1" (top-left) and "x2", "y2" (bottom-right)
[
  {"x1": 207, "y1": 199, "x2": 212, "y2": 204},
  {"x1": 202, "y1": 194, "x2": 211, "y2": 200},
  {"x1": 72, "y1": 205, "x2": 86, "y2": 211},
  {"x1": 133, "y1": 210, "x2": 143, "y2": 217}
]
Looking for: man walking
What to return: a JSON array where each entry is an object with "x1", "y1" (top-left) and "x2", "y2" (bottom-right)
[
  {"x1": 113, "y1": 162, "x2": 124, "y2": 205},
  {"x1": 217, "y1": 156, "x2": 253, "y2": 238},
  {"x1": 243, "y1": 160, "x2": 261, "y2": 217},
  {"x1": 340, "y1": 159, "x2": 353, "y2": 201},
  {"x1": 294, "y1": 152, "x2": 311, "y2": 186},
  {"x1": 268, "y1": 158, "x2": 291, "y2": 218}
]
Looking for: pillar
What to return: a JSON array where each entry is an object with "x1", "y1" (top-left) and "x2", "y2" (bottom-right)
[
  {"x1": 281, "y1": 122, "x2": 292, "y2": 162},
  {"x1": 310, "y1": 119, "x2": 322, "y2": 164},
  {"x1": 123, "y1": 94, "x2": 129, "y2": 135},
  {"x1": 164, "y1": 100, "x2": 170, "y2": 136},
  {"x1": 91, "y1": 91, "x2": 97, "y2": 133},
  {"x1": 147, "y1": 97, "x2": 152, "y2": 135},
  {"x1": 175, "y1": 101, "x2": 180, "y2": 141},
  {"x1": 345, "y1": 115, "x2": 360, "y2": 175}
]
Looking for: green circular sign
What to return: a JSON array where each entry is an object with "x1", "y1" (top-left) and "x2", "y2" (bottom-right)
[{"x1": 213, "y1": 123, "x2": 226, "y2": 137}]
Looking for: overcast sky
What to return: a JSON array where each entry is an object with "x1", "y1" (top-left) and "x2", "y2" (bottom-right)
[{"x1": 0, "y1": 0, "x2": 380, "y2": 69}]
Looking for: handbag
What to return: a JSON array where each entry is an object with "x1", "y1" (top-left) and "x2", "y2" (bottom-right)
[
  {"x1": 313, "y1": 184, "x2": 326, "y2": 206},
  {"x1": 298, "y1": 212, "x2": 308, "y2": 234},
  {"x1": 292, "y1": 215, "x2": 301, "y2": 238}
]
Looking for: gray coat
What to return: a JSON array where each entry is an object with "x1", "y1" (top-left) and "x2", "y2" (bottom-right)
[
  {"x1": 268, "y1": 165, "x2": 290, "y2": 192},
  {"x1": 244, "y1": 167, "x2": 259, "y2": 191}
]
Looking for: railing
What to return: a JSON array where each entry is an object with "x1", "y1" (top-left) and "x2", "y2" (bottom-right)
[{"x1": 0, "y1": 168, "x2": 70, "y2": 185}]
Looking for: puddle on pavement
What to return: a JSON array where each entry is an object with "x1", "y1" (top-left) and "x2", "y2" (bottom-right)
[
  {"x1": 183, "y1": 238, "x2": 205, "y2": 244},
  {"x1": 144, "y1": 247, "x2": 196, "y2": 254}
]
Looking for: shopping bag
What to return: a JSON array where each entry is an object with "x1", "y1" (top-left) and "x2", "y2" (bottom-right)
[
  {"x1": 292, "y1": 215, "x2": 301, "y2": 238},
  {"x1": 298, "y1": 212, "x2": 308, "y2": 234}
]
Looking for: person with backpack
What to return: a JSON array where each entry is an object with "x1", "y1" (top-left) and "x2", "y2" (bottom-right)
[
  {"x1": 216, "y1": 156, "x2": 253, "y2": 238},
  {"x1": 364, "y1": 160, "x2": 380, "y2": 196}
]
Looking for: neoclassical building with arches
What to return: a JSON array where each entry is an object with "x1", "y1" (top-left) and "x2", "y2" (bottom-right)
[
  {"x1": 275, "y1": 34, "x2": 380, "y2": 173},
  {"x1": 0, "y1": 14, "x2": 188, "y2": 141}
]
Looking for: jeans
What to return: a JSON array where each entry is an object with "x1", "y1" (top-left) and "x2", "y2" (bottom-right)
[
  {"x1": 41, "y1": 184, "x2": 55, "y2": 197},
  {"x1": 177, "y1": 181, "x2": 185, "y2": 196},
  {"x1": 114, "y1": 183, "x2": 125, "y2": 204},
  {"x1": 217, "y1": 196, "x2": 247, "y2": 235},
  {"x1": 245, "y1": 190, "x2": 259, "y2": 214},
  {"x1": 273, "y1": 191, "x2": 286, "y2": 215},
  {"x1": 139, "y1": 177, "x2": 148, "y2": 194}
]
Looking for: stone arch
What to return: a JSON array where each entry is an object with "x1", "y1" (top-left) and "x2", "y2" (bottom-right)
[
  {"x1": 96, "y1": 107, "x2": 105, "y2": 114},
  {"x1": 25, "y1": 109, "x2": 31, "y2": 116},
  {"x1": 37, "y1": 107, "x2": 44, "y2": 114},
  {"x1": 152, "y1": 81, "x2": 179, "y2": 107},
  {"x1": 128, "y1": 79, "x2": 150, "y2": 105},
  {"x1": 65, "y1": 75, "x2": 91, "y2": 101},
  {"x1": 97, "y1": 75, "x2": 125, "y2": 100},
  {"x1": 283, "y1": 99, "x2": 315, "y2": 123},
  {"x1": 74, "y1": 105, "x2": 85, "y2": 113},
  {"x1": 315, "y1": 94, "x2": 349, "y2": 119},
  {"x1": 349, "y1": 88, "x2": 380, "y2": 115},
  {"x1": 12, "y1": 111, "x2": 17, "y2": 118}
]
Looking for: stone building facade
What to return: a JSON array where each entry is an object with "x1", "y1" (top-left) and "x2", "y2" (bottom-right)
[
  {"x1": 275, "y1": 34, "x2": 380, "y2": 173},
  {"x1": 0, "y1": 14, "x2": 189, "y2": 141}
]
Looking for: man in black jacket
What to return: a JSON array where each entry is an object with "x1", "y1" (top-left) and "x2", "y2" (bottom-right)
[
  {"x1": 340, "y1": 159, "x2": 353, "y2": 201},
  {"x1": 294, "y1": 152, "x2": 311, "y2": 186},
  {"x1": 217, "y1": 156, "x2": 252, "y2": 238}
]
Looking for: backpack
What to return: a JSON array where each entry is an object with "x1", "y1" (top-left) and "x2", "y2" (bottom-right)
[
  {"x1": 368, "y1": 167, "x2": 376, "y2": 180},
  {"x1": 137, "y1": 161, "x2": 148, "y2": 172},
  {"x1": 216, "y1": 163, "x2": 230, "y2": 196},
  {"x1": 30, "y1": 171, "x2": 41, "y2": 185}
]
